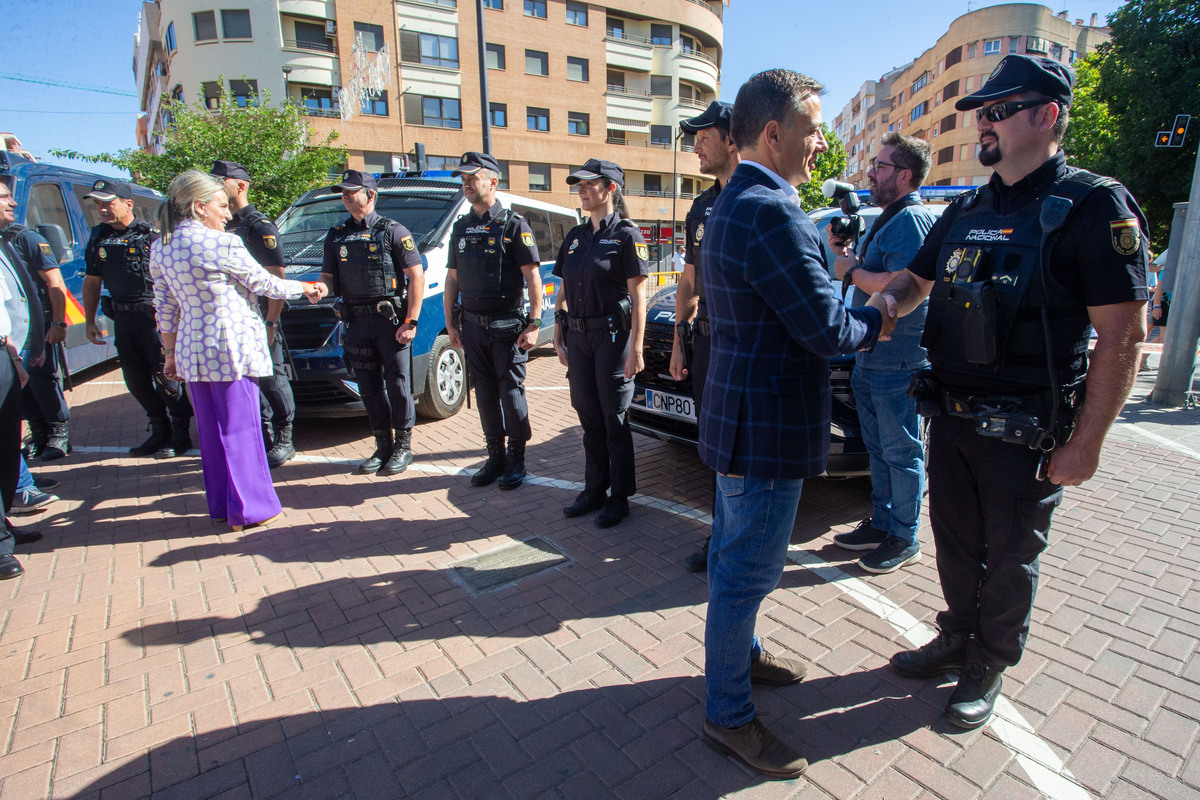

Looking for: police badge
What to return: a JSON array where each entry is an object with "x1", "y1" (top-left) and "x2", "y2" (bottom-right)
[
  {"x1": 695, "y1": 222, "x2": 704, "y2": 244},
  {"x1": 339, "y1": 245, "x2": 349, "y2": 258},
  {"x1": 945, "y1": 248, "x2": 963, "y2": 276},
  {"x1": 568, "y1": 238, "x2": 579, "y2": 254},
  {"x1": 1110, "y1": 219, "x2": 1140, "y2": 256},
  {"x1": 458, "y1": 238, "x2": 466, "y2": 252},
  {"x1": 635, "y1": 242, "x2": 649, "y2": 261},
  {"x1": 39, "y1": 242, "x2": 53, "y2": 257},
  {"x1": 402, "y1": 236, "x2": 416, "y2": 251},
  {"x1": 263, "y1": 234, "x2": 277, "y2": 249},
  {"x1": 521, "y1": 232, "x2": 534, "y2": 247},
  {"x1": 98, "y1": 247, "x2": 107, "y2": 260}
]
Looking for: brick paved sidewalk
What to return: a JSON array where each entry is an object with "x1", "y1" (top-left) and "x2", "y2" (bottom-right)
[{"x1": 1, "y1": 352, "x2": 1197, "y2": 799}]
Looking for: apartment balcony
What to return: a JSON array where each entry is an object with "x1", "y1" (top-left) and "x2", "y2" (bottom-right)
[
  {"x1": 677, "y1": 46, "x2": 719, "y2": 94},
  {"x1": 605, "y1": 33, "x2": 654, "y2": 73},
  {"x1": 284, "y1": 37, "x2": 337, "y2": 54},
  {"x1": 605, "y1": 86, "x2": 654, "y2": 124},
  {"x1": 278, "y1": 0, "x2": 335, "y2": 19}
]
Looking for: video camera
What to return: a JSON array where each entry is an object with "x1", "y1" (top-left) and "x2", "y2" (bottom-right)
[{"x1": 822, "y1": 179, "x2": 866, "y2": 247}]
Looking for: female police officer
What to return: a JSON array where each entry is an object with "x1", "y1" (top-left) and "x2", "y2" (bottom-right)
[{"x1": 553, "y1": 159, "x2": 649, "y2": 528}]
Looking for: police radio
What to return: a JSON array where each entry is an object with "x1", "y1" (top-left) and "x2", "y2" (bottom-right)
[{"x1": 941, "y1": 246, "x2": 998, "y2": 365}]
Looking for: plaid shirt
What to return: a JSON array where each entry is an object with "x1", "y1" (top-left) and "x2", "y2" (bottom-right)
[{"x1": 698, "y1": 162, "x2": 881, "y2": 479}]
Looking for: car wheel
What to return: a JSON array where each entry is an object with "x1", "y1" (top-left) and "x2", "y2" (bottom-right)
[{"x1": 417, "y1": 334, "x2": 466, "y2": 420}]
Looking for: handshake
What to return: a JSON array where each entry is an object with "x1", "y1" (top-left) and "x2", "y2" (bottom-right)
[{"x1": 865, "y1": 292, "x2": 898, "y2": 340}]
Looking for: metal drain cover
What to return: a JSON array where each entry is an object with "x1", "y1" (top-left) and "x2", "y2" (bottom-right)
[{"x1": 450, "y1": 537, "x2": 569, "y2": 592}]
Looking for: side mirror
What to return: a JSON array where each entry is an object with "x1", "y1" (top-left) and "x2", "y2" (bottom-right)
[{"x1": 35, "y1": 224, "x2": 71, "y2": 264}]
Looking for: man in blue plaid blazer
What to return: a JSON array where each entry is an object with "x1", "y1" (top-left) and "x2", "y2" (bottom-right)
[{"x1": 696, "y1": 69, "x2": 892, "y2": 779}]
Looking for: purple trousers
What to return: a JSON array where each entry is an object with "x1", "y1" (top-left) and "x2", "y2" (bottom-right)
[{"x1": 190, "y1": 378, "x2": 282, "y2": 527}]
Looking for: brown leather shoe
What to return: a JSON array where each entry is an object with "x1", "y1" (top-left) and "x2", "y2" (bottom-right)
[
  {"x1": 751, "y1": 649, "x2": 808, "y2": 686},
  {"x1": 702, "y1": 717, "x2": 808, "y2": 779}
]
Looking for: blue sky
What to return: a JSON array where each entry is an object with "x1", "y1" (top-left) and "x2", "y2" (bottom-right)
[{"x1": 2, "y1": 0, "x2": 1128, "y2": 181}]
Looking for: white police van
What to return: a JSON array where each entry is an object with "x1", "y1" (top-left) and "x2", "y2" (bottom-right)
[{"x1": 274, "y1": 172, "x2": 579, "y2": 418}]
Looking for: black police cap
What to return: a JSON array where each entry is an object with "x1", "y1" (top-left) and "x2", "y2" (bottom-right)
[
  {"x1": 566, "y1": 159, "x2": 624, "y2": 189},
  {"x1": 83, "y1": 178, "x2": 133, "y2": 201},
  {"x1": 680, "y1": 101, "x2": 733, "y2": 134},
  {"x1": 955, "y1": 54, "x2": 1074, "y2": 111},
  {"x1": 210, "y1": 160, "x2": 252, "y2": 181},
  {"x1": 329, "y1": 169, "x2": 378, "y2": 192},
  {"x1": 452, "y1": 152, "x2": 502, "y2": 177}
]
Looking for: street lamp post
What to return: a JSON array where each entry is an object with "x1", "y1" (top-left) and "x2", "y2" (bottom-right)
[
  {"x1": 281, "y1": 65, "x2": 292, "y2": 105},
  {"x1": 669, "y1": 124, "x2": 683, "y2": 269}
]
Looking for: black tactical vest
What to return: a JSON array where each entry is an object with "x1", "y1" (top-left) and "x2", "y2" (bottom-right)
[
  {"x1": 330, "y1": 218, "x2": 398, "y2": 302},
  {"x1": 93, "y1": 222, "x2": 155, "y2": 301},
  {"x1": 228, "y1": 207, "x2": 268, "y2": 240},
  {"x1": 922, "y1": 177, "x2": 1097, "y2": 393},
  {"x1": 688, "y1": 187, "x2": 719, "y2": 305},
  {"x1": 455, "y1": 210, "x2": 525, "y2": 304}
]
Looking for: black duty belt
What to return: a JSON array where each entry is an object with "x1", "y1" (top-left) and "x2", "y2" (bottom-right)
[
  {"x1": 112, "y1": 300, "x2": 154, "y2": 314},
  {"x1": 347, "y1": 299, "x2": 400, "y2": 319},
  {"x1": 462, "y1": 309, "x2": 522, "y2": 327},
  {"x1": 565, "y1": 311, "x2": 628, "y2": 333}
]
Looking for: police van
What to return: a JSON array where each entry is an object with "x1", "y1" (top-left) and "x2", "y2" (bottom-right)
[
  {"x1": 0, "y1": 150, "x2": 164, "y2": 374},
  {"x1": 274, "y1": 173, "x2": 579, "y2": 418}
]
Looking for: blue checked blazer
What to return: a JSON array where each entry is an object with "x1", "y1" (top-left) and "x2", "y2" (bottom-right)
[{"x1": 698, "y1": 163, "x2": 881, "y2": 479}]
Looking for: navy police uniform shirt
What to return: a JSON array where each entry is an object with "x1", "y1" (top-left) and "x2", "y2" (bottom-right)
[
  {"x1": 909, "y1": 152, "x2": 1149, "y2": 307},
  {"x1": 227, "y1": 204, "x2": 285, "y2": 269},
  {"x1": 684, "y1": 182, "x2": 720, "y2": 300},
  {"x1": 84, "y1": 219, "x2": 159, "y2": 301},
  {"x1": 448, "y1": 200, "x2": 540, "y2": 314},
  {"x1": 321, "y1": 211, "x2": 423, "y2": 295},
  {"x1": 552, "y1": 212, "x2": 649, "y2": 318},
  {"x1": 1, "y1": 224, "x2": 59, "y2": 315}
]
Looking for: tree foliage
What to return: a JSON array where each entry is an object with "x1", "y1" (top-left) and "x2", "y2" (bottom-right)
[
  {"x1": 798, "y1": 124, "x2": 849, "y2": 212},
  {"x1": 51, "y1": 86, "x2": 345, "y2": 219},
  {"x1": 1060, "y1": 54, "x2": 1116, "y2": 178},
  {"x1": 1073, "y1": 0, "x2": 1200, "y2": 249}
]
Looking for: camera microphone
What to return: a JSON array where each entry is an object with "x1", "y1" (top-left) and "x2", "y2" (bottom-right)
[{"x1": 822, "y1": 179, "x2": 855, "y2": 199}]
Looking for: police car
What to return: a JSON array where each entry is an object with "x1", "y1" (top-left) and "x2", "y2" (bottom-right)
[
  {"x1": 0, "y1": 150, "x2": 164, "y2": 375},
  {"x1": 273, "y1": 172, "x2": 579, "y2": 418},
  {"x1": 630, "y1": 191, "x2": 960, "y2": 477}
]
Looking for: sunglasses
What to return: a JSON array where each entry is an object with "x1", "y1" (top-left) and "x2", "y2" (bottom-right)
[
  {"x1": 868, "y1": 158, "x2": 900, "y2": 172},
  {"x1": 976, "y1": 99, "x2": 1053, "y2": 123}
]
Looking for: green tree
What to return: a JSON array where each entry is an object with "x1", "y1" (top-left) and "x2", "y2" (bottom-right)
[
  {"x1": 52, "y1": 85, "x2": 345, "y2": 219},
  {"x1": 1089, "y1": 0, "x2": 1200, "y2": 249},
  {"x1": 798, "y1": 124, "x2": 849, "y2": 211},
  {"x1": 1061, "y1": 54, "x2": 1116, "y2": 179}
]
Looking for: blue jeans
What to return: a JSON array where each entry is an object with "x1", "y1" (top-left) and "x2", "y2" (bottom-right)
[
  {"x1": 17, "y1": 455, "x2": 33, "y2": 493},
  {"x1": 705, "y1": 473, "x2": 804, "y2": 728},
  {"x1": 851, "y1": 364, "x2": 925, "y2": 546}
]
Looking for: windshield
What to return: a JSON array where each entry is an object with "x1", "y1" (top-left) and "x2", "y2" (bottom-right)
[{"x1": 276, "y1": 188, "x2": 461, "y2": 265}]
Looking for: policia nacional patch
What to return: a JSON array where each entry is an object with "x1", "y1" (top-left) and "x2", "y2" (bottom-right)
[
  {"x1": 1110, "y1": 218, "x2": 1140, "y2": 256},
  {"x1": 263, "y1": 234, "x2": 277, "y2": 249},
  {"x1": 39, "y1": 242, "x2": 53, "y2": 256},
  {"x1": 636, "y1": 243, "x2": 649, "y2": 261},
  {"x1": 522, "y1": 232, "x2": 534, "y2": 247}
]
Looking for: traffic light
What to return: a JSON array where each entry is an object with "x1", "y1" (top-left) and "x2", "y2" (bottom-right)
[
  {"x1": 1156, "y1": 130, "x2": 1172, "y2": 147},
  {"x1": 1170, "y1": 114, "x2": 1190, "y2": 147}
]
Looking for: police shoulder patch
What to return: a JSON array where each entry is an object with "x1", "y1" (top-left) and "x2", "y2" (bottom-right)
[
  {"x1": 1110, "y1": 218, "x2": 1140, "y2": 256},
  {"x1": 39, "y1": 242, "x2": 53, "y2": 256},
  {"x1": 401, "y1": 236, "x2": 416, "y2": 251},
  {"x1": 262, "y1": 234, "x2": 277, "y2": 249},
  {"x1": 521, "y1": 232, "x2": 534, "y2": 247},
  {"x1": 635, "y1": 242, "x2": 649, "y2": 261}
]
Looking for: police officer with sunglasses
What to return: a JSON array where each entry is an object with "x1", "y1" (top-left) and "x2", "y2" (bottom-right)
[{"x1": 876, "y1": 55, "x2": 1149, "y2": 730}]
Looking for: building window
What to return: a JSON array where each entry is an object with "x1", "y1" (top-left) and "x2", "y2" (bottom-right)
[
  {"x1": 221, "y1": 9, "x2": 252, "y2": 39},
  {"x1": 490, "y1": 102, "x2": 507, "y2": 127},
  {"x1": 1051, "y1": 43, "x2": 1064, "y2": 61},
  {"x1": 302, "y1": 87, "x2": 336, "y2": 116},
  {"x1": 968, "y1": 42, "x2": 977, "y2": 58},
  {"x1": 650, "y1": 75, "x2": 672, "y2": 97},
  {"x1": 164, "y1": 21, "x2": 177, "y2": 53},
  {"x1": 417, "y1": 96, "x2": 460, "y2": 127},
  {"x1": 607, "y1": 129, "x2": 625, "y2": 144},
  {"x1": 422, "y1": 34, "x2": 459, "y2": 68},
  {"x1": 1026, "y1": 37, "x2": 1048, "y2": 54},
  {"x1": 293, "y1": 21, "x2": 332, "y2": 52},
  {"x1": 940, "y1": 113, "x2": 956, "y2": 133},
  {"x1": 607, "y1": 69, "x2": 625, "y2": 90},
  {"x1": 528, "y1": 162, "x2": 550, "y2": 191},
  {"x1": 362, "y1": 89, "x2": 389, "y2": 117},
  {"x1": 650, "y1": 23, "x2": 672, "y2": 45},
  {"x1": 202, "y1": 80, "x2": 222, "y2": 109},
  {"x1": 913, "y1": 73, "x2": 928, "y2": 92},
  {"x1": 606, "y1": 17, "x2": 624, "y2": 39},
  {"x1": 486, "y1": 43, "x2": 505, "y2": 70},
  {"x1": 566, "y1": 1, "x2": 587, "y2": 26},
  {"x1": 566, "y1": 57, "x2": 589, "y2": 82},
  {"x1": 524, "y1": 0, "x2": 547, "y2": 18},
  {"x1": 495, "y1": 160, "x2": 509, "y2": 189},
  {"x1": 680, "y1": 34, "x2": 697, "y2": 54},
  {"x1": 568, "y1": 111, "x2": 589, "y2": 135},
  {"x1": 363, "y1": 151, "x2": 394, "y2": 174},
  {"x1": 354, "y1": 22, "x2": 384, "y2": 52},
  {"x1": 484, "y1": 0, "x2": 503, "y2": 7},
  {"x1": 942, "y1": 81, "x2": 959, "y2": 102},
  {"x1": 896, "y1": 90, "x2": 904, "y2": 104},
  {"x1": 230, "y1": 79, "x2": 258, "y2": 107},
  {"x1": 525, "y1": 49, "x2": 548, "y2": 76},
  {"x1": 1009, "y1": 36, "x2": 1019, "y2": 53},
  {"x1": 945, "y1": 46, "x2": 962, "y2": 68},
  {"x1": 651, "y1": 125, "x2": 671, "y2": 146},
  {"x1": 527, "y1": 106, "x2": 549, "y2": 131},
  {"x1": 909, "y1": 102, "x2": 927, "y2": 123},
  {"x1": 983, "y1": 38, "x2": 1001, "y2": 56},
  {"x1": 193, "y1": 11, "x2": 217, "y2": 42},
  {"x1": 938, "y1": 146, "x2": 954, "y2": 165}
]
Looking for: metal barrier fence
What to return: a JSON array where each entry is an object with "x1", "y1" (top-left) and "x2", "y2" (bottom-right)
[{"x1": 643, "y1": 271, "x2": 681, "y2": 305}]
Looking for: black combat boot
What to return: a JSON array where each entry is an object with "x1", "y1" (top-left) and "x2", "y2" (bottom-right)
[
  {"x1": 379, "y1": 429, "x2": 413, "y2": 476},
  {"x1": 164, "y1": 417, "x2": 193, "y2": 456},
  {"x1": 471, "y1": 436, "x2": 507, "y2": 487},
  {"x1": 24, "y1": 421, "x2": 49, "y2": 459},
  {"x1": 497, "y1": 439, "x2": 527, "y2": 490},
  {"x1": 40, "y1": 422, "x2": 71, "y2": 461},
  {"x1": 266, "y1": 424, "x2": 296, "y2": 468},
  {"x1": 356, "y1": 430, "x2": 393, "y2": 474},
  {"x1": 130, "y1": 418, "x2": 172, "y2": 457},
  {"x1": 262, "y1": 420, "x2": 275, "y2": 452}
]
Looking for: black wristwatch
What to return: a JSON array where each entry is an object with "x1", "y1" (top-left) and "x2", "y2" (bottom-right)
[
  {"x1": 264, "y1": 320, "x2": 277, "y2": 328},
  {"x1": 405, "y1": 318, "x2": 419, "y2": 328},
  {"x1": 528, "y1": 318, "x2": 542, "y2": 329},
  {"x1": 52, "y1": 321, "x2": 69, "y2": 329}
]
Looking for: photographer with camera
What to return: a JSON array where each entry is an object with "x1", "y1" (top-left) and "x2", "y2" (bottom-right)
[
  {"x1": 826, "y1": 133, "x2": 936, "y2": 575},
  {"x1": 877, "y1": 56, "x2": 1148, "y2": 730}
]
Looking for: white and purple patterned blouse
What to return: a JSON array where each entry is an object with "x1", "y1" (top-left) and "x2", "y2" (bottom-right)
[{"x1": 151, "y1": 219, "x2": 306, "y2": 383}]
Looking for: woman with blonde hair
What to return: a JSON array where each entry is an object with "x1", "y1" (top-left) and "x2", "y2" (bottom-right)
[{"x1": 151, "y1": 170, "x2": 325, "y2": 530}]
